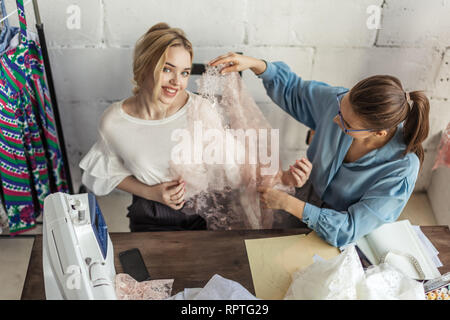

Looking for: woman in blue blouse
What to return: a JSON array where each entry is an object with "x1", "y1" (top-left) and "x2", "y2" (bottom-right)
[{"x1": 209, "y1": 53, "x2": 430, "y2": 247}]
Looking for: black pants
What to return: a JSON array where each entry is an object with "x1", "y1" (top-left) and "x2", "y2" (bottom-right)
[{"x1": 127, "y1": 195, "x2": 207, "y2": 232}]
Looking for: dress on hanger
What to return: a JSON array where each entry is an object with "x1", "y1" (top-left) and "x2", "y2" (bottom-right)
[
  {"x1": 0, "y1": 0, "x2": 68, "y2": 234},
  {"x1": 0, "y1": 0, "x2": 13, "y2": 233},
  {"x1": 4, "y1": 4, "x2": 68, "y2": 198}
]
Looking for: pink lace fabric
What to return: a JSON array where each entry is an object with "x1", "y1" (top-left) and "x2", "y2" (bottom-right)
[
  {"x1": 432, "y1": 122, "x2": 450, "y2": 170},
  {"x1": 169, "y1": 65, "x2": 294, "y2": 230},
  {"x1": 115, "y1": 273, "x2": 174, "y2": 300}
]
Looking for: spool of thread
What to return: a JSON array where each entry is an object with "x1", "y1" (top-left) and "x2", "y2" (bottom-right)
[{"x1": 427, "y1": 292, "x2": 437, "y2": 300}]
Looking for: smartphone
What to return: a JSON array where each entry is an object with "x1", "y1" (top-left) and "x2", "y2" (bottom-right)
[{"x1": 118, "y1": 248, "x2": 151, "y2": 282}]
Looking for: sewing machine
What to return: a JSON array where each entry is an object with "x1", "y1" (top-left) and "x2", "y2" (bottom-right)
[{"x1": 42, "y1": 192, "x2": 116, "y2": 299}]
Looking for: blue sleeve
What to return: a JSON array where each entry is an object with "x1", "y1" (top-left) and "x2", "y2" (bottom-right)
[
  {"x1": 301, "y1": 174, "x2": 416, "y2": 247},
  {"x1": 258, "y1": 61, "x2": 339, "y2": 130}
]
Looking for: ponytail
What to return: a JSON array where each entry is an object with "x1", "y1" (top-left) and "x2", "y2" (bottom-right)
[
  {"x1": 402, "y1": 91, "x2": 430, "y2": 166},
  {"x1": 349, "y1": 75, "x2": 430, "y2": 168}
]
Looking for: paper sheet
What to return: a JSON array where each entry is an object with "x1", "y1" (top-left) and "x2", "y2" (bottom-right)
[
  {"x1": 168, "y1": 274, "x2": 258, "y2": 300},
  {"x1": 245, "y1": 232, "x2": 340, "y2": 299},
  {"x1": 413, "y1": 225, "x2": 443, "y2": 268}
]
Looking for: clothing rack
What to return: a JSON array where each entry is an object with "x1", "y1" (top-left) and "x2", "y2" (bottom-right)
[
  {"x1": 31, "y1": 0, "x2": 74, "y2": 194},
  {"x1": 0, "y1": 0, "x2": 31, "y2": 24},
  {"x1": 0, "y1": 0, "x2": 74, "y2": 194}
]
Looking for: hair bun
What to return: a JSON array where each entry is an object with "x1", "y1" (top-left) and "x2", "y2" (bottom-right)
[{"x1": 148, "y1": 22, "x2": 171, "y2": 33}]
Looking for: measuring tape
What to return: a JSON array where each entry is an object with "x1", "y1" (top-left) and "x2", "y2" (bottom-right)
[
  {"x1": 424, "y1": 272, "x2": 450, "y2": 300},
  {"x1": 380, "y1": 250, "x2": 426, "y2": 280},
  {"x1": 424, "y1": 272, "x2": 450, "y2": 292}
]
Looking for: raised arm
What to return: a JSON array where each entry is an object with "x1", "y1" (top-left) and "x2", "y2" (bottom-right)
[
  {"x1": 209, "y1": 53, "x2": 341, "y2": 130},
  {"x1": 208, "y1": 52, "x2": 267, "y2": 75}
]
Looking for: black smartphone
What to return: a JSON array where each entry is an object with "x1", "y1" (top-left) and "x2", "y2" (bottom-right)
[{"x1": 118, "y1": 248, "x2": 151, "y2": 282}]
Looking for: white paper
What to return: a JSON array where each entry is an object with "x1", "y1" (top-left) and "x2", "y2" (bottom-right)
[
  {"x1": 413, "y1": 225, "x2": 443, "y2": 268},
  {"x1": 355, "y1": 220, "x2": 441, "y2": 280},
  {"x1": 167, "y1": 274, "x2": 259, "y2": 300}
]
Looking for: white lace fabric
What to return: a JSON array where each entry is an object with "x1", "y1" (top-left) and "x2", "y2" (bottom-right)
[
  {"x1": 169, "y1": 65, "x2": 294, "y2": 230},
  {"x1": 284, "y1": 245, "x2": 425, "y2": 300}
]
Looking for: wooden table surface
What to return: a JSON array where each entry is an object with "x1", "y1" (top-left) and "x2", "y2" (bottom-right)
[{"x1": 21, "y1": 226, "x2": 450, "y2": 300}]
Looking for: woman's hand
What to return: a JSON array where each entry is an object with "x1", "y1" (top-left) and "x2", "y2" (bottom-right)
[
  {"x1": 257, "y1": 186, "x2": 306, "y2": 220},
  {"x1": 117, "y1": 176, "x2": 186, "y2": 210},
  {"x1": 257, "y1": 187, "x2": 289, "y2": 210},
  {"x1": 208, "y1": 52, "x2": 267, "y2": 75},
  {"x1": 282, "y1": 158, "x2": 312, "y2": 188},
  {"x1": 151, "y1": 179, "x2": 186, "y2": 210}
]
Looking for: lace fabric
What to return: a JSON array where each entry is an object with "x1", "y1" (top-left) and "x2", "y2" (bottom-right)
[
  {"x1": 284, "y1": 245, "x2": 365, "y2": 300},
  {"x1": 115, "y1": 273, "x2": 174, "y2": 300},
  {"x1": 357, "y1": 263, "x2": 425, "y2": 300},
  {"x1": 432, "y1": 122, "x2": 450, "y2": 170},
  {"x1": 169, "y1": 65, "x2": 294, "y2": 230},
  {"x1": 284, "y1": 245, "x2": 425, "y2": 300}
]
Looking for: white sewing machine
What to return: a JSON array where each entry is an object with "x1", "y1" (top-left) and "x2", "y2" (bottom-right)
[{"x1": 42, "y1": 192, "x2": 117, "y2": 300}]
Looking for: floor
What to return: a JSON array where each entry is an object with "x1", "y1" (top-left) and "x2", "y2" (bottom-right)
[{"x1": 0, "y1": 191, "x2": 439, "y2": 300}]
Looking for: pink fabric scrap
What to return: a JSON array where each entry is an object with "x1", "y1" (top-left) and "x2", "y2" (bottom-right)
[
  {"x1": 115, "y1": 273, "x2": 174, "y2": 300},
  {"x1": 432, "y1": 122, "x2": 450, "y2": 170}
]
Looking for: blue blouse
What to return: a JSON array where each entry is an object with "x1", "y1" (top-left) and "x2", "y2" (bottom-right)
[{"x1": 258, "y1": 61, "x2": 420, "y2": 247}]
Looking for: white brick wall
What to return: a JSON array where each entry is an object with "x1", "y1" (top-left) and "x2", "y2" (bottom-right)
[
  {"x1": 312, "y1": 47, "x2": 441, "y2": 91},
  {"x1": 428, "y1": 167, "x2": 450, "y2": 226},
  {"x1": 48, "y1": 48, "x2": 133, "y2": 102},
  {"x1": 434, "y1": 48, "x2": 450, "y2": 98},
  {"x1": 5, "y1": 0, "x2": 103, "y2": 47},
  {"x1": 103, "y1": 0, "x2": 247, "y2": 47},
  {"x1": 247, "y1": 0, "x2": 383, "y2": 47},
  {"x1": 377, "y1": 0, "x2": 450, "y2": 48},
  {"x1": 4, "y1": 0, "x2": 448, "y2": 196},
  {"x1": 243, "y1": 46, "x2": 315, "y2": 103}
]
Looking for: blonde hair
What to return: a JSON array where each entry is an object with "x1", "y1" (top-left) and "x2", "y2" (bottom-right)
[{"x1": 132, "y1": 22, "x2": 193, "y2": 102}]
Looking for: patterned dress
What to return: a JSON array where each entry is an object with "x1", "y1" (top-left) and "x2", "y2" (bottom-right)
[{"x1": 0, "y1": 0, "x2": 68, "y2": 234}]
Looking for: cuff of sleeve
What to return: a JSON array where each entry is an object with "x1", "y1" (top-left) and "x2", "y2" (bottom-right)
[
  {"x1": 302, "y1": 202, "x2": 321, "y2": 229},
  {"x1": 257, "y1": 60, "x2": 276, "y2": 82}
]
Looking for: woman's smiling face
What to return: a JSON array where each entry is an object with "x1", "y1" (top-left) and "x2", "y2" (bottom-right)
[{"x1": 157, "y1": 45, "x2": 192, "y2": 105}]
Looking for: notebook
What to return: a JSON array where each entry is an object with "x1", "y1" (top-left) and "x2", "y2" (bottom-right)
[{"x1": 356, "y1": 220, "x2": 441, "y2": 280}]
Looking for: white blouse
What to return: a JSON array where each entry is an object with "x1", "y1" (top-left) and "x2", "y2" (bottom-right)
[{"x1": 79, "y1": 91, "x2": 198, "y2": 195}]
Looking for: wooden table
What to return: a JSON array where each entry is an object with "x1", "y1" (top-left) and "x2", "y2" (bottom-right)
[{"x1": 21, "y1": 226, "x2": 450, "y2": 300}]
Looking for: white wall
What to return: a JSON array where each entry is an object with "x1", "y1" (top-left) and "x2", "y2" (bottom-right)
[
  {"x1": 428, "y1": 167, "x2": 450, "y2": 226},
  {"x1": 5, "y1": 0, "x2": 450, "y2": 194}
]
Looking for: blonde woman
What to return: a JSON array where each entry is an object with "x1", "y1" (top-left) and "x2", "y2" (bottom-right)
[{"x1": 79, "y1": 23, "x2": 207, "y2": 231}]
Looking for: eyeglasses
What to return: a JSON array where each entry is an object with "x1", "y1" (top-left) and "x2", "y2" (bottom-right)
[{"x1": 336, "y1": 91, "x2": 379, "y2": 134}]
